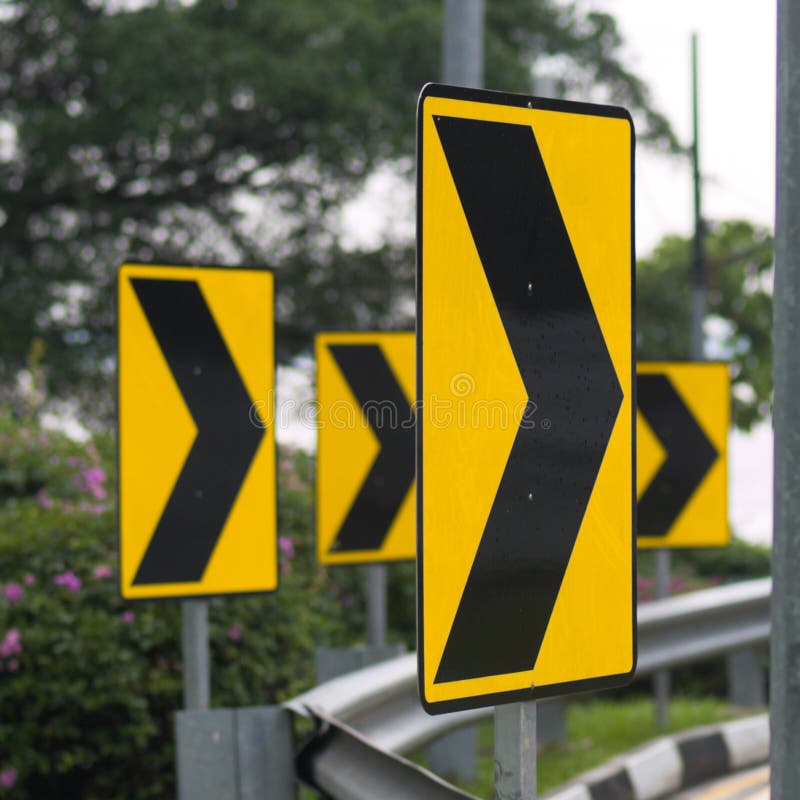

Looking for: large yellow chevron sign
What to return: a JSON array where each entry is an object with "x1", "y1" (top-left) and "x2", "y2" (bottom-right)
[
  {"x1": 316, "y1": 332, "x2": 415, "y2": 565},
  {"x1": 118, "y1": 263, "x2": 276, "y2": 600},
  {"x1": 417, "y1": 84, "x2": 635, "y2": 713},
  {"x1": 637, "y1": 362, "x2": 730, "y2": 549}
]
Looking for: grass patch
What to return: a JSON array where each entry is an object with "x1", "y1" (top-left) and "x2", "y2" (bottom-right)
[{"x1": 413, "y1": 695, "x2": 754, "y2": 798}]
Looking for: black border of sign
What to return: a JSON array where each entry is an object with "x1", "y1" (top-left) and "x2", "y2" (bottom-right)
[
  {"x1": 116, "y1": 261, "x2": 278, "y2": 602},
  {"x1": 415, "y1": 82, "x2": 638, "y2": 715},
  {"x1": 635, "y1": 359, "x2": 732, "y2": 549},
  {"x1": 314, "y1": 330, "x2": 416, "y2": 567}
]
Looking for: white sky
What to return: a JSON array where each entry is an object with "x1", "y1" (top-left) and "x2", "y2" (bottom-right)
[
  {"x1": 596, "y1": 1, "x2": 775, "y2": 545},
  {"x1": 281, "y1": 0, "x2": 777, "y2": 546},
  {"x1": 595, "y1": 0, "x2": 777, "y2": 255}
]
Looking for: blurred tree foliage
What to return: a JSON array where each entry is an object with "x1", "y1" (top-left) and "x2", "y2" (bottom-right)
[
  {"x1": 0, "y1": 0, "x2": 678, "y2": 415},
  {"x1": 637, "y1": 220, "x2": 773, "y2": 429},
  {"x1": 0, "y1": 414, "x2": 368, "y2": 798}
]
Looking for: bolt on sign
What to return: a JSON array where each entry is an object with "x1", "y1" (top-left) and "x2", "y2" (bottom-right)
[
  {"x1": 637, "y1": 362, "x2": 730, "y2": 549},
  {"x1": 118, "y1": 263, "x2": 276, "y2": 600},
  {"x1": 417, "y1": 83, "x2": 636, "y2": 713},
  {"x1": 315, "y1": 332, "x2": 415, "y2": 565}
]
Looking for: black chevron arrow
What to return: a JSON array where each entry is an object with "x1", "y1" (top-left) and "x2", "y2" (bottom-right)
[
  {"x1": 637, "y1": 373, "x2": 718, "y2": 537},
  {"x1": 432, "y1": 116, "x2": 624, "y2": 683},
  {"x1": 328, "y1": 344, "x2": 415, "y2": 552},
  {"x1": 130, "y1": 278, "x2": 264, "y2": 585}
]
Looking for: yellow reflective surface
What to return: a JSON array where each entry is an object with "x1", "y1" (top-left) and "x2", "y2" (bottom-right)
[
  {"x1": 316, "y1": 332, "x2": 416, "y2": 565},
  {"x1": 637, "y1": 361, "x2": 730, "y2": 549},
  {"x1": 419, "y1": 88, "x2": 634, "y2": 711},
  {"x1": 118, "y1": 263, "x2": 276, "y2": 599}
]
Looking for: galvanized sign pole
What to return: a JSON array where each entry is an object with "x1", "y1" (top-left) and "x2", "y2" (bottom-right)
[
  {"x1": 182, "y1": 599, "x2": 210, "y2": 709},
  {"x1": 495, "y1": 702, "x2": 537, "y2": 799},
  {"x1": 772, "y1": 0, "x2": 800, "y2": 796},
  {"x1": 443, "y1": 0, "x2": 484, "y2": 89},
  {"x1": 653, "y1": 32, "x2": 706, "y2": 730},
  {"x1": 365, "y1": 564, "x2": 387, "y2": 647}
]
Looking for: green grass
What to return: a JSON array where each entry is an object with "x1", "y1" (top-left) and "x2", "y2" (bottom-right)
[{"x1": 413, "y1": 695, "x2": 754, "y2": 798}]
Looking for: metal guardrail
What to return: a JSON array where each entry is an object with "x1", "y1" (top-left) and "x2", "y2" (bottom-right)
[
  {"x1": 636, "y1": 577, "x2": 771, "y2": 675},
  {"x1": 295, "y1": 709, "x2": 480, "y2": 800},
  {"x1": 174, "y1": 578, "x2": 771, "y2": 800},
  {"x1": 286, "y1": 577, "x2": 771, "y2": 759}
]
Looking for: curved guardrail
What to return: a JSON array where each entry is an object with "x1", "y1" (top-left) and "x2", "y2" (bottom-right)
[
  {"x1": 286, "y1": 577, "x2": 771, "y2": 758},
  {"x1": 174, "y1": 578, "x2": 771, "y2": 800}
]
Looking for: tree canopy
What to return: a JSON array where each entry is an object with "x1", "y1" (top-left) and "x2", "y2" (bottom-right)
[{"x1": 0, "y1": 0, "x2": 678, "y2": 413}]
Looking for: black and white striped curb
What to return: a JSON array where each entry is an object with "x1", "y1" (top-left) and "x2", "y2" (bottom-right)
[{"x1": 544, "y1": 714, "x2": 768, "y2": 800}]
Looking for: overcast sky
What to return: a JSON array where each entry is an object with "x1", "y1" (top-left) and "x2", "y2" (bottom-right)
[
  {"x1": 287, "y1": 1, "x2": 778, "y2": 546},
  {"x1": 596, "y1": 1, "x2": 775, "y2": 544},
  {"x1": 596, "y1": 0, "x2": 777, "y2": 255}
]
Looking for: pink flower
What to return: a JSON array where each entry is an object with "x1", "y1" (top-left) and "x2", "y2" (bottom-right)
[
  {"x1": 36, "y1": 489, "x2": 53, "y2": 509},
  {"x1": 83, "y1": 467, "x2": 106, "y2": 483},
  {"x1": 670, "y1": 575, "x2": 687, "y2": 593},
  {"x1": 67, "y1": 457, "x2": 79, "y2": 467},
  {"x1": 78, "y1": 466, "x2": 107, "y2": 499},
  {"x1": 54, "y1": 571, "x2": 81, "y2": 593},
  {"x1": 0, "y1": 768, "x2": 17, "y2": 788},
  {"x1": 23, "y1": 574, "x2": 35, "y2": 587},
  {"x1": 93, "y1": 565, "x2": 112, "y2": 580},
  {"x1": 0, "y1": 630, "x2": 21, "y2": 658},
  {"x1": 341, "y1": 593, "x2": 354, "y2": 609},
  {"x1": 278, "y1": 536, "x2": 294, "y2": 560},
  {"x1": 228, "y1": 622, "x2": 242, "y2": 641},
  {"x1": 92, "y1": 504, "x2": 106, "y2": 515},
  {"x1": 4, "y1": 584, "x2": 23, "y2": 604},
  {"x1": 6, "y1": 660, "x2": 18, "y2": 673},
  {"x1": 121, "y1": 611, "x2": 134, "y2": 624}
]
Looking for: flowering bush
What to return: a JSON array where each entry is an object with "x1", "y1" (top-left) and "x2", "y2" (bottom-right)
[{"x1": 0, "y1": 415, "x2": 368, "y2": 799}]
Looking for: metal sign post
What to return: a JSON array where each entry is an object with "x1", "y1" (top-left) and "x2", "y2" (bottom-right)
[
  {"x1": 653, "y1": 552, "x2": 670, "y2": 727},
  {"x1": 772, "y1": 0, "x2": 800, "y2": 796},
  {"x1": 365, "y1": 564, "x2": 387, "y2": 648},
  {"x1": 181, "y1": 599, "x2": 210, "y2": 709},
  {"x1": 651, "y1": 32, "x2": 708, "y2": 730},
  {"x1": 494, "y1": 702, "x2": 537, "y2": 798}
]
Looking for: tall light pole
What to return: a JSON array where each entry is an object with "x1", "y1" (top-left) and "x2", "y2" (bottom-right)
[{"x1": 771, "y1": 1, "x2": 800, "y2": 796}]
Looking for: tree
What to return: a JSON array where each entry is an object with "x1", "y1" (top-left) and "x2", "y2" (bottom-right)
[
  {"x1": 637, "y1": 219, "x2": 773, "y2": 430},
  {"x1": 0, "y1": 0, "x2": 679, "y2": 414}
]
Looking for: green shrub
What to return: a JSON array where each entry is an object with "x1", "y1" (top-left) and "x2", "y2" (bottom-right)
[
  {"x1": 680, "y1": 535, "x2": 771, "y2": 581},
  {"x1": 636, "y1": 534, "x2": 770, "y2": 604},
  {"x1": 0, "y1": 415, "x2": 364, "y2": 799}
]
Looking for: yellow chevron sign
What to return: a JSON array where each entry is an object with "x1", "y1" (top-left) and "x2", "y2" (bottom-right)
[
  {"x1": 637, "y1": 362, "x2": 730, "y2": 549},
  {"x1": 316, "y1": 332, "x2": 416, "y2": 565},
  {"x1": 417, "y1": 84, "x2": 635, "y2": 713},
  {"x1": 118, "y1": 263, "x2": 276, "y2": 599}
]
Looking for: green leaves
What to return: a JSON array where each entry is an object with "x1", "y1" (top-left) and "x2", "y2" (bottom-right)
[
  {"x1": 0, "y1": 417, "x2": 368, "y2": 798},
  {"x1": 637, "y1": 219, "x2": 774, "y2": 430},
  {"x1": 0, "y1": 0, "x2": 678, "y2": 414}
]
